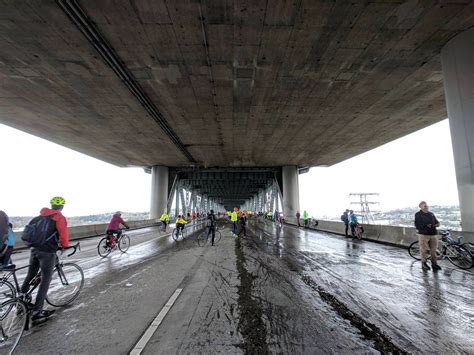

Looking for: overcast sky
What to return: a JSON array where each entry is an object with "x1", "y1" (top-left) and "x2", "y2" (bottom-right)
[{"x1": 0, "y1": 119, "x2": 458, "y2": 217}]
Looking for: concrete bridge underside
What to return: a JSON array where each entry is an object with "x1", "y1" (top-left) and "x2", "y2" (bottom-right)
[{"x1": 0, "y1": 1, "x2": 473, "y2": 228}]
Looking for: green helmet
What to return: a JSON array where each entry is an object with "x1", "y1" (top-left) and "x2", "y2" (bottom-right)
[{"x1": 50, "y1": 196, "x2": 66, "y2": 206}]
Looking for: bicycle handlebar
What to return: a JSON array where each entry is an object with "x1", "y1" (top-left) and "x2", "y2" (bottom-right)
[{"x1": 59, "y1": 242, "x2": 81, "y2": 257}]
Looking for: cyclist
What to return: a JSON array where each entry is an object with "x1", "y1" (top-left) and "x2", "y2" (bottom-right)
[
  {"x1": 207, "y1": 210, "x2": 217, "y2": 246},
  {"x1": 349, "y1": 210, "x2": 358, "y2": 237},
  {"x1": 176, "y1": 215, "x2": 187, "y2": 234},
  {"x1": 20, "y1": 196, "x2": 69, "y2": 322},
  {"x1": 106, "y1": 211, "x2": 129, "y2": 247},
  {"x1": 159, "y1": 211, "x2": 170, "y2": 231}
]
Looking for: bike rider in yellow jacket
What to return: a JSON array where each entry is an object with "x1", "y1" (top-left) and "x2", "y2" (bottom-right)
[
  {"x1": 176, "y1": 215, "x2": 187, "y2": 233},
  {"x1": 159, "y1": 212, "x2": 170, "y2": 231}
]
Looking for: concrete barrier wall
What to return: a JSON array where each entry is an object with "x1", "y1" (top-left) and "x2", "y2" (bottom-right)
[
  {"x1": 13, "y1": 219, "x2": 161, "y2": 249},
  {"x1": 283, "y1": 218, "x2": 474, "y2": 247}
]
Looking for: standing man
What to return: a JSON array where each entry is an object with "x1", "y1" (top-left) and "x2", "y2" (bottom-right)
[
  {"x1": 303, "y1": 210, "x2": 309, "y2": 228},
  {"x1": 349, "y1": 210, "x2": 358, "y2": 237},
  {"x1": 207, "y1": 209, "x2": 217, "y2": 246},
  {"x1": 231, "y1": 208, "x2": 238, "y2": 235},
  {"x1": 21, "y1": 196, "x2": 69, "y2": 322},
  {"x1": 296, "y1": 211, "x2": 301, "y2": 227},
  {"x1": 341, "y1": 209, "x2": 350, "y2": 237},
  {"x1": 415, "y1": 201, "x2": 441, "y2": 271}
]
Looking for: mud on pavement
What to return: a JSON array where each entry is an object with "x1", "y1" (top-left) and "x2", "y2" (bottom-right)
[{"x1": 233, "y1": 224, "x2": 402, "y2": 354}]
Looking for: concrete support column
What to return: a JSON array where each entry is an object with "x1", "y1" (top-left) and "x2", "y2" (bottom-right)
[
  {"x1": 282, "y1": 166, "x2": 300, "y2": 221},
  {"x1": 441, "y1": 28, "x2": 474, "y2": 232},
  {"x1": 150, "y1": 166, "x2": 169, "y2": 219}
]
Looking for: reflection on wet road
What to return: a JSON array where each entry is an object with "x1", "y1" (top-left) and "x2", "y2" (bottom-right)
[{"x1": 251, "y1": 220, "x2": 473, "y2": 354}]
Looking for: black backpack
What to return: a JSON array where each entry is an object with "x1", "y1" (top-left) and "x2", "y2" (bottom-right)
[{"x1": 21, "y1": 215, "x2": 58, "y2": 248}]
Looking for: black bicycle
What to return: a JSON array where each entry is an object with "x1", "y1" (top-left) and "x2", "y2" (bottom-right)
[
  {"x1": 172, "y1": 226, "x2": 187, "y2": 242},
  {"x1": 0, "y1": 243, "x2": 83, "y2": 354},
  {"x1": 97, "y1": 229, "x2": 130, "y2": 257},
  {"x1": 197, "y1": 226, "x2": 222, "y2": 247},
  {"x1": 408, "y1": 231, "x2": 473, "y2": 269}
]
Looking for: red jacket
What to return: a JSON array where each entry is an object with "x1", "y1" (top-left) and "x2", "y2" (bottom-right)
[
  {"x1": 107, "y1": 215, "x2": 129, "y2": 231},
  {"x1": 40, "y1": 208, "x2": 69, "y2": 248}
]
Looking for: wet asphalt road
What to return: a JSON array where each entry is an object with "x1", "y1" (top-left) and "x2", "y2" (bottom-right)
[{"x1": 3, "y1": 218, "x2": 472, "y2": 354}]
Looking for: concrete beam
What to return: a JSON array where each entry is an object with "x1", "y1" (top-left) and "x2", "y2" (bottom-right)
[{"x1": 150, "y1": 166, "x2": 169, "y2": 219}]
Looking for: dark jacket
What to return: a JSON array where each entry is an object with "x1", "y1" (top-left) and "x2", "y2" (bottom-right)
[
  {"x1": 207, "y1": 213, "x2": 216, "y2": 227},
  {"x1": 414, "y1": 210, "x2": 439, "y2": 235},
  {"x1": 0, "y1": 211, "x2": 8, "y2": 241}
]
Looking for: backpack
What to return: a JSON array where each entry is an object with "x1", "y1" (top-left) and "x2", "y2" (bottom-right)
[
  {"x1": 340, "y1": 214, "x2": 345, "y2": 222},
  {"x1": 21, "y1": 215, "x2": 58, "y2": 248}
]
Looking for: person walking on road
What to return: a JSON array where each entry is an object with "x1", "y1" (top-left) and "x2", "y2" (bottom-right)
[
  {"x1": 296, "y1": 211, "x2": 301, "y2": 227},
  {"x1": 415, "y1": 201, "x2": 441, "y2": 271},
  {"x1": 303, "y1": 210, "x2": 309, "y2": 228},
  {"x1": 207, "y1": 209, "x2": 217, "y2": 246},
  {"x1": 231, "y1": 208, "x2": 238, "y2": 235},
  {"x1": 20, "y1": 196, "x2": 70, "y2": 322},
  {"x1": 238, "y1": 214, "x2": 247, "y2": 238},
  {"x1": 341, "y1": 209, "x2": 350, "y2": 237}
]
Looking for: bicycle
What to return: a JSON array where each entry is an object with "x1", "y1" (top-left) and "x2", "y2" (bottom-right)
[
  {"x1": 97, "y1": 229, "x2": 130, "y2": 257},
  {"x1": 197, "y1": 226, "x2": 222, "y2": 247},
  {"x1": 0, "y1": 243, "x2": 83, "y2": 354},
  {"x1": 172, "y1": 226, "x2": 187, "y2": 242},
  {"x1": 353, "y1": 224, "x2": 364, "y2": 240},
  {"x1": 159, "y1": 221, "x2": 168, "y2": 233},
  {"x1": 408, "y1": 230, "x2": 473, "y2": 269}
]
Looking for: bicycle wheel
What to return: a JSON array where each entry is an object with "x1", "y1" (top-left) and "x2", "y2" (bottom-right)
[
  {"x1": 46, "y1": 263, "x2": 84, "y2": 307},
  {"x1": 0, "y1": 280, "x2": 16, "y2": 306},
  {"x1": 462, "y1": 242, "x2": 474, "y2": 254},
  {"x1": 408, "y1": 241, "x2": 422, "y2": 260},
  {"x1": 214, "y1": 231, "x2": 222, "y2": 244},
  {"x1": 197, "y1": 230, "x2": 208, "y2": 247},
  {"x1": 445, "y1": 245, "x2": 473, "y2": 270},
  {"x1": 118, "y1": 234, "x2": 130, "y2": 253},
  {"x1": 97, "y1": 237, "x2": 112, "y2": 258},
  {"x1": 172, "y1": 229, "x2": 180, "y2": 242},
  {"x1": 0, "y1": 299, "x2": 27, "y2": 354}
]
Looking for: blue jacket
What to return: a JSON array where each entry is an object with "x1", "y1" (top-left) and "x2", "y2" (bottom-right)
[
  {"x1": 350, "y1": 214, "x2": 358, "y2": 224},
  {"x1": 6, "y1": 227, "x2": 15, "y2": 247}
]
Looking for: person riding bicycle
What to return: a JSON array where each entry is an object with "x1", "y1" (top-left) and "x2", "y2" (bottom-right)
[
  {"x1": 20, "y1": 196, "x2": 69, "y2": 322},
  {"x1": 176, "y1": 215, "x2": 187, "y2": 233},
  {"x1": 207, "y1": 210, "x2": 217, "y2": 246},
  {"x1": 159, "y1": 211, "x2": 170, "y2": 231},
  {"x1": 106, "y1": 211, "x2": 129, "y2": 247}
]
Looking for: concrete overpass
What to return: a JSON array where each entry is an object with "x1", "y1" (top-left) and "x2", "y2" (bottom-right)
[{"x1": 0, "y1": 1, "x2": 473, "y2": 228}]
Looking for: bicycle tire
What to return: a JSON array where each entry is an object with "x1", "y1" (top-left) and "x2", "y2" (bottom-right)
[
  {"x1": 46, "y1": 263, "x2": 84, "y2": 307},
  {"x1": 214, "y1": 231, "x2": 222, "y2": 244},
  {"x1": 97, "y1": 237, "x2": 112, "y2": 258},
  {"x1": 408, "y1": 241, "x2": 422, "y2": 260},
  {"x1": 118, "y1": 234, "x2": 130, "y2": 253},
  {"x1": 0, "y1": 299, "x2": 28, "y2": 354},
  {"x1": 445, "y1": 245, "x2": 473, "y2": 270},
  {"x1": 197, "y1": 230, "x2": 208, "y2": 247},
  {"x1": 172, "y1": 229, "x2": 180, "y2": 242},
  {"x1": 0, "y1": 280, "x2": 16, "y2": 306},
  {"x1": 461, "y1": 242, "x2": 474, "y2": 254}
]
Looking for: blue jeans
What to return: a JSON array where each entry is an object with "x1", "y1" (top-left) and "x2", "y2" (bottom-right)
[{"x1": 232, "y1": 221, "x2": 237, "y2": 234}]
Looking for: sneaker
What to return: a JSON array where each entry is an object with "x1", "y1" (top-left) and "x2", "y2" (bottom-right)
[
  {"x1": 422, "y1": 262, "x2": 431, "y2": 271},
  {"x1": 32, "y1": 309, "x2": 55, "y2": 321},
  {"x1": 432, "y1": 264, "x2": 442, "y2": 271}
]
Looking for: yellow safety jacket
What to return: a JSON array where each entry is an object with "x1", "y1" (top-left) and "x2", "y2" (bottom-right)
[
  {"x1": 231, "y1": 211, "x2": 238, "y2": 222},
  {"x1": 176, "y1": 218, "x2": 187, "y2": 224},
  {"x1": 160, "y1": 213, "x2": 169, "y2": 222}
]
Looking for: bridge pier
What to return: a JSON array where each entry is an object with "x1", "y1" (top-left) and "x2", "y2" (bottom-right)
[
  {"x1": 282, "y1": 166, "x2": 300, "y2": 221},
  {"x1": 441, "y1": 28, "x2": 474, "y2": 232},
  {"x1": 150, "y1": 166, "x2": 169, "y2": 219}
]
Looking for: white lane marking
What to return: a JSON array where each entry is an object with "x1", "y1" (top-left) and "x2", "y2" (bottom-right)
[{"x1": 129, "y1": 288, "x2": 183, "y2": 355}]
